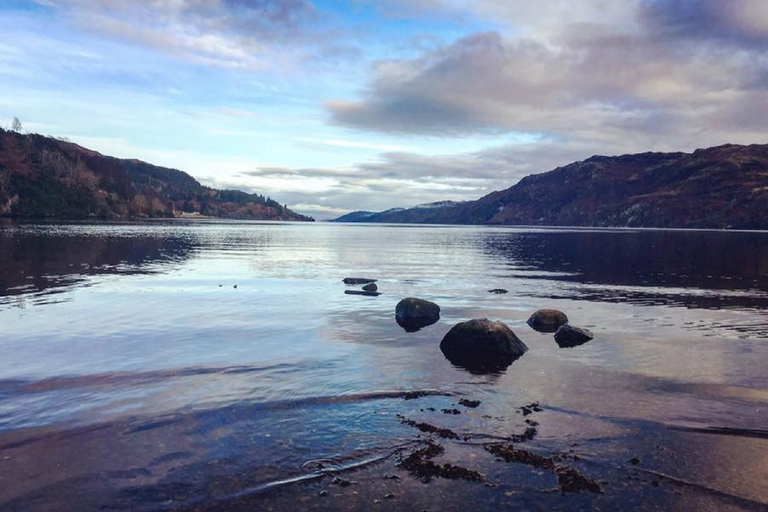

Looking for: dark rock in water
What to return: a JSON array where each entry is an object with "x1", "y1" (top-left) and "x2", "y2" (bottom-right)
[
  {"x1": 527, "y1": 309, "x2": 568, "y2": 333},
  {"x1": 440, "y1": 318, "x2": 528, "y2": 373},
  {"x1": 345, "y1": 290, "x2": 382, "y2": 297},
  {"x1": 362, "y1": 282, "x2": 378, "y2": 292},
  {"x1": 488, "y1": 288, "x2": 508, "y2": 294},
  {"x1": 554, "y1": 324, "x2": 593, "y2": 348},
  {"x1": 343, "y1": 277, "x2": 377, "y2": 285},
  {"x1": 395, "y1": 297, "x2": 440, "y2": 332}
]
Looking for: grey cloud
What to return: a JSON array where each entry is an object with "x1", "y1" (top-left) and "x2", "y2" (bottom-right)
[
  {"x1": 241, "y1": 166, "x2": 366, "y2": 179},
  {"x1": 235, "y1": 138, "x2": 610, "y2": 219},
  {"x1": 640, "y1": 0, "x2": 768, "y2": 48},
  {"x1": 43, "y1": 0, "x2": 352, "y2": 69},
  {"x1": 326, "y1": 7, "x2": 768, "y2": 151}
]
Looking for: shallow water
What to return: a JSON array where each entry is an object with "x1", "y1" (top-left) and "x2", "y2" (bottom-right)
[{"x1": 1, "y1": 221, "x2": 767, "y2": 511}]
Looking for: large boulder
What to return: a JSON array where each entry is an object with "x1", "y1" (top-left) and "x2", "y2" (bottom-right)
[
  {"x1": 527, "y1": 309, "x2": 569, "y2": 333},
  {"x1": 440, "y1": 318, "x2": 528, "y2": 373},
  {"x1": 554, "y1": 325, "x2": 593, "y2": 348},
  {"x1": 395, "y1": 297, "x2": 440, "y2": 332}
]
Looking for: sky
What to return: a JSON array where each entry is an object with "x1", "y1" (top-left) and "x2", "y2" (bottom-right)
[{"x1": 1, "y1": 1, "x2": 768, "y2": 219}]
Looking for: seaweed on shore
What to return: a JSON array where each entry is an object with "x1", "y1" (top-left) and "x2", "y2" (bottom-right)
[
  {"x1": 395, "y1": 399, "x2": 599, "y2": 494},
  {"x1": 486, "y1": 444, "x2": 602, "y2": 494},
  {"x1": 397, "y1": 415, "x2": 461, "y2": 440},
  {"x1": 397, "y1": 439, "x2": 483, "y2": 483},
  {"x1": 486, "y1": 444, "x2": 556, "y2": 470},
  {"x1": 555, "y1": 467, "x2": 602, "y2": 494},
  {"x1": 518, "y1": 402, "x2": 543, "y2": 416},
  {"x1": 401, "y1": 391, "x2": 430, "y2": 400},
  {"x1": 509, "y1": 426, "x2": 538, "y2": 443}
]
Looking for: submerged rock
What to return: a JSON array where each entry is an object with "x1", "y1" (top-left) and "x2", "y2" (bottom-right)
[
  {"x1": 362, "y1": 282, "x2": 378, "y2": 292},
  {"x1": 395, "y1": 297, "x2": 440, "y2": 332},
  {"x1": 345, "y1": 290, "x2": 382, "y2": 297},
  {"x1": 527, "y1": 309, "x2": 569, "y2": 333},
  {"x1": 440, "y1": 318, "x2": 528, "y2": 373},
  {"x1": 554, "y1": 324, "x2": 593, "y2": 348},
  {"x1": 488, "y1": 288, "x2": 508, "y2": 294},
  {"x1": 343, "y1": 277, "x2": 377, "y2": 285}
]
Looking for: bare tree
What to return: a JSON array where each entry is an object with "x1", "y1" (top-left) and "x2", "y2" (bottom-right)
[{"x1": 11, "y1": 117, "x2": 22, "y2": 132}]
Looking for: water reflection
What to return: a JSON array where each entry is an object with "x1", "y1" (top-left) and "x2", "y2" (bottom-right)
[
  {"x1": 0, "y1": 223, "x2": 195, "y2": 306},
  {"x1": 483, "y1": 229, "x2": 768, "y2": 309}
]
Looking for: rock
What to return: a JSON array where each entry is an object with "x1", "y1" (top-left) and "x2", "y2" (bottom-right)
[
  {"x1": 527, "y1": 309, "x2": 568, "y2": 333},
  {"x1": 362, "y1": 282, "x2": 378, "y2": 292},
  {"x1": 344, "y1": 290, "x2": 382, "y2": 297},
  {"x1": 440, "y1": 318, "x2": 528, "y2": 373},
  {"x1": 395, "y1": 298, "x2": 440, "y2": 332},
  {"x1": 554, "y1": 324, "x2": 593, "y2": 348},
  {"x1": 488, "y1": 288, "x2": 508, "y2": 294},
  {"x1": 331, "y1": 476, "x2": 352, "y2": 487},
  {"x1": 343, "y1": 277, "x2": 377, "y2": 285}
]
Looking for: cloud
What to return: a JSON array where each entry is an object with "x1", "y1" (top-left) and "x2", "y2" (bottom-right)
[
  {"x1": 235, "y1": 137, "x2": 606, "y2": 219},
  {"x1": 36, "y1": 0, "x2": 349, "y2": 70},
  {"x1": 640, "y1": 0, "x2": 768, "y2": 48},
  {"x1": 326, "y1": 1, "x2": 768, "y2": 156}
]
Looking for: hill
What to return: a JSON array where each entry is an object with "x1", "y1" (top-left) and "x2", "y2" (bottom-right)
[
  {"x1": 331, "y1": 201, "x2": 467, "y2": 224},
  {"x1": 0, "y1": 129, "x2": 313, "y2": 221},
  {"x1": 332, "y1": 143, "x2": 768, "y2": 229}
]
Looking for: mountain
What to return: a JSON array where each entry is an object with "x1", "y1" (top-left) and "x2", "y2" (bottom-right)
[
  {"x1": 332, "y1": 143, "x2": 768, "y2": 229},
  {"x1": 330, "y1": 210, "x2": 376, "y2": 222},
  {"x1": 0, "y1": 129, "x2": 313, "y2": 221},
  {"x1": 331, "y1": 201, "x2": 466, "y2": 224}
]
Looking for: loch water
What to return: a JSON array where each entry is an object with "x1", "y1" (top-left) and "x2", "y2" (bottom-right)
[{"x1": 1, "y1": 221, "x2": 768, "y2": 511}]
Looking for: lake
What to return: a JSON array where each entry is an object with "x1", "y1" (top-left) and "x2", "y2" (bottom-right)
[{"x1": 1, "y1": 220, "x2": 767, "y2": 511}]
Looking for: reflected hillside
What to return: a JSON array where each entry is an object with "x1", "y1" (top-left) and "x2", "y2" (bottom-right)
[
  {"x1": 0, "y1": 222, "x2": 195, "y2": 304},
  {"x1": 483, "y1": 229, "x2": 768, "y2": 309}
]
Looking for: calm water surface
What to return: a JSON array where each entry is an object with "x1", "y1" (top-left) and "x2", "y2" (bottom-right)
[{"x1": 1, "y1": 221, "x2": 767, "y2": 511}]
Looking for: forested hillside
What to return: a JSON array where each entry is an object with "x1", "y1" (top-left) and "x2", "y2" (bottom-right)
[{"x1": 0, "y1": 129, "x2": 313, "y2": 221}]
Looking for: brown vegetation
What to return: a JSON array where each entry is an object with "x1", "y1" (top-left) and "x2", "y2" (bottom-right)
[{"x1": 0, "y1": 129, "x2": 313, "y2": 221}]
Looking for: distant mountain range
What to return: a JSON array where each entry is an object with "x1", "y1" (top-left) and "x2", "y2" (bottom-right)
[
  {"x1": 330, "y1": 201, "x2": 466, "y2": 223},
  {"x1": 332, "y1": 143, "x2": 768, "y2": 229},
  {"x1": 0, "y1": 129, "x2": 313, "y2": 221}
]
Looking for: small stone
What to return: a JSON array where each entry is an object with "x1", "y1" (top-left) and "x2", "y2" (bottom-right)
[
  {"x1": 319, "y1": 490, "x2": 328, "y2": 497},
  {"x1": 527, "y1": 309, "x2": 568, "y2": 333},
  {"x1": 554, "y1": 325, "x2": 594, "y2": 348},
  {"x1": 343, "y1": 277, "x2": 377, "y2": 285},
  {"x1": 345, "y1": 290, "x2": 382, "y2": 297},
  {"x1": 488, "y1": 288, "x2": 508, "y2": 294},
  {"x1": 629, "y1": 457, "x2": 640, "y2": 465},
  {"x1": 331, "y1": 476, "x2": 351, "y2": 487},
  {"x1": 362, "y1": 282, "x2": 378, "y2": 292}
]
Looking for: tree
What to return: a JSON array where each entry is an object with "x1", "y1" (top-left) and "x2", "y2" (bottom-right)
[{"x1": 11, "y1": 117, "x2": 22, "y2": 133}]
